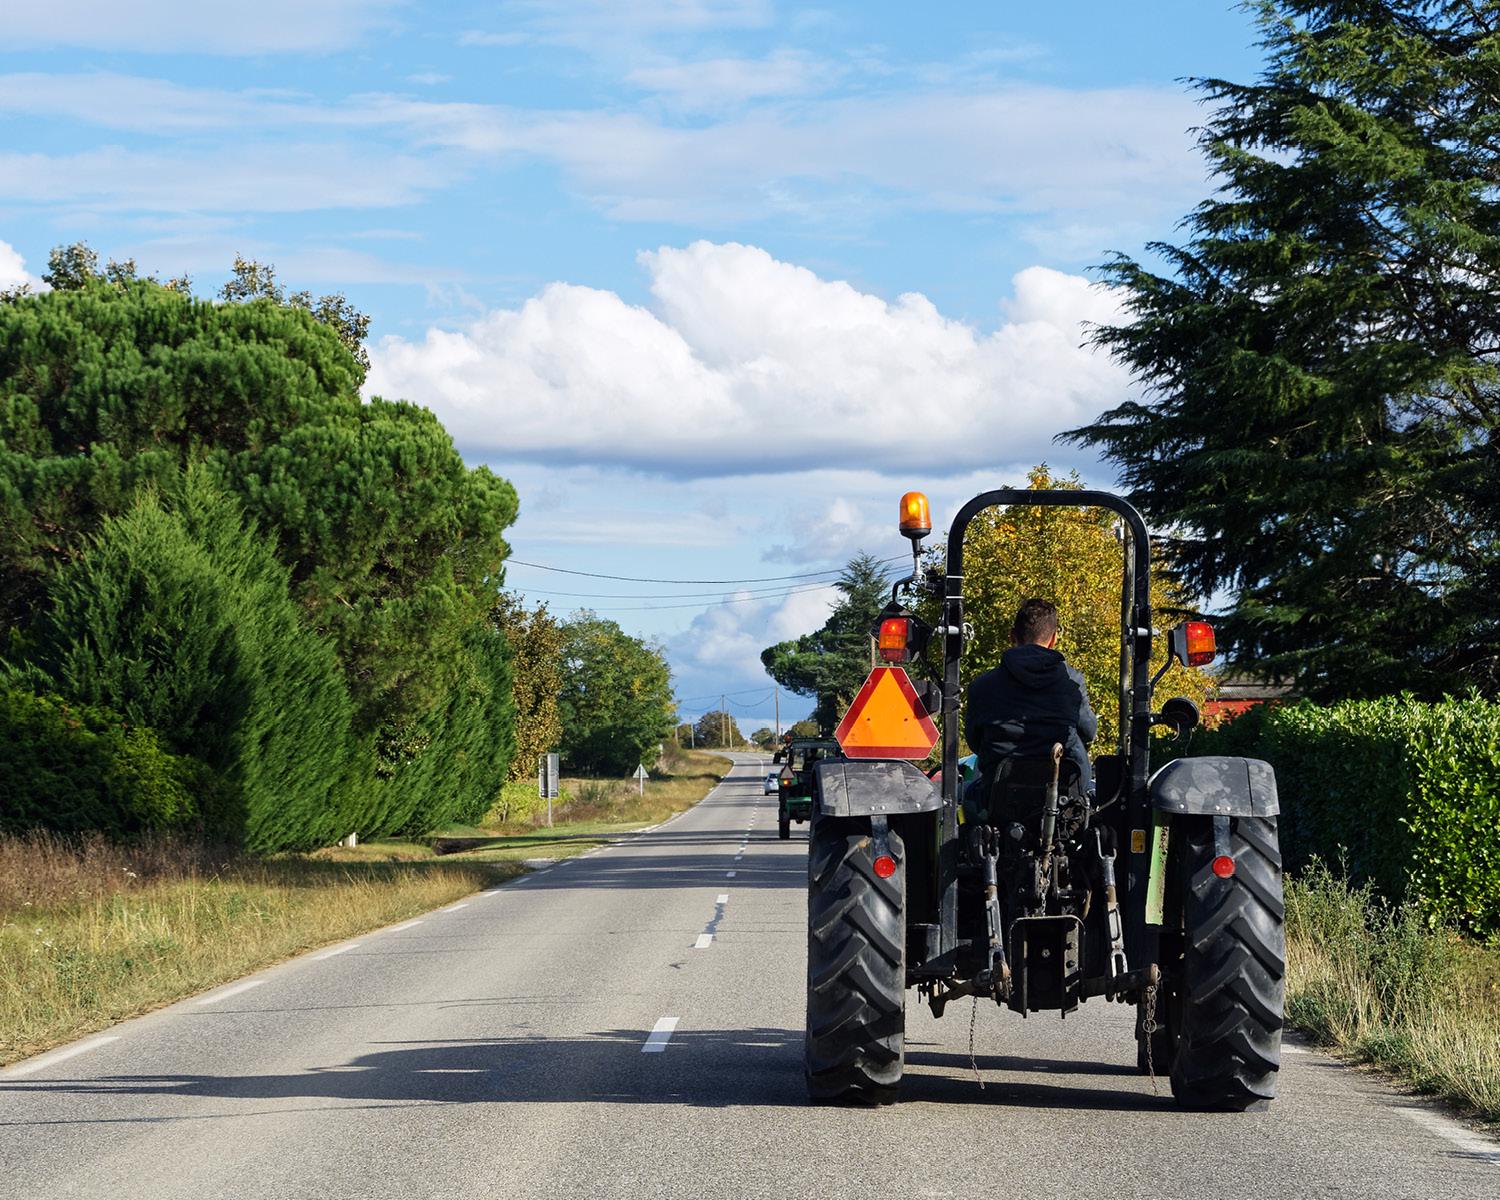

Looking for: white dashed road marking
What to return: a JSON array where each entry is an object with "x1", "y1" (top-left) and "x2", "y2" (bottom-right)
[
  {"x1": 642, "y1": 1017, "x2": 679, "y2": 1053},
  {"x1": 717, "y1": 893, "x2": 729, "y2": 904},
  {"x1": 1402, "y1": 1107, "x2": 1500, "y2": 1165},
  {"x1": 311, "y1": 943, "x2": 360, "y2": 960},
  {"x1": 726, "y1": 871, "x2": 736, "y2": 878},
  {"x1": 387, "y1": 919, "x2": 424, "y2": 933},
  {"x1": 441, "y1": 902, "x2": 469, "y2": 913},
  {"x1": 693, "y1": 933, "x2": 713, "y2": 950},
  {"x1": 195, "y1": 979, "x2": 264, "y2": 1006},
  {"x1": 4, "y1": 1036, "x2": 119, "y2": 1078}
]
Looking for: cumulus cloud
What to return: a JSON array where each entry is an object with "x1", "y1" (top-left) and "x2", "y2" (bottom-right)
[
  {"x1": 4, "y1": 0, "x2": 405, "y2": 53},
  {"x1": 366, "y1": 240, "x2": 1130, "y2": 477},
  {"x1": 0, "y1": 240, "x2": 44, "y2": 296}
]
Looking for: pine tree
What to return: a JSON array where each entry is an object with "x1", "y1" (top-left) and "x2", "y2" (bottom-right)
[{"x1": 1067, "y1": 1, "x2": 1500, "y2": 698}]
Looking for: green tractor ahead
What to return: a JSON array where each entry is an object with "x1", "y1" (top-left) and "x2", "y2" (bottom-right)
[
  {"x1": 805, "y1": 487, "x2": 1285, "y2": 1111},
  {"x1": 775, "y1": 738, "x2": 845, "y2": 839}
]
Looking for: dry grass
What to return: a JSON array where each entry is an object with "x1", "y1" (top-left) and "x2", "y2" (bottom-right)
[
  {"x1": 485, "y1": 748, "x2": 731, "y2": 835},
  {"x1": 1286, "y1": 862, "x2": 1500, "y2": 1124},
  {"x1": 0, "y1": 832, "x2": 517, "y2": 1066}
]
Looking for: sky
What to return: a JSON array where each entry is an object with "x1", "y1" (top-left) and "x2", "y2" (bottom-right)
[{"x1": 0, "y1": 1, "x2": 1268, "y2": 731}]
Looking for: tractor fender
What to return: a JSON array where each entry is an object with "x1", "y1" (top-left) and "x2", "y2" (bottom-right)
[
  {"x1": 815, "y1": 760, "x2": 942, "y2": 818},
  {"x1": 1149, "y1": 756, "x2": 1279, "y2": 817}
]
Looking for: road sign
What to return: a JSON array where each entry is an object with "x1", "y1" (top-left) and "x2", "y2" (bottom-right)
[
  {"x1": 834, "y1": 666, "x2": 939, "y2": 759},
  {"x1": 634, "y1": 763, "x2": 649, "y2": 795}
]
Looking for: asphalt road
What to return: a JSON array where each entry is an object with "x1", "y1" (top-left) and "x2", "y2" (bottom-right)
[{"x1": 3, "y1": 754, "x2": 1497, "y2": 1199}]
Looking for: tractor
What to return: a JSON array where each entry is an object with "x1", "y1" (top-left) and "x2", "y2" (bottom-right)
[
  {"x1": 776, "y1": 738, "x2": 845, "y2": 839},
  {"x1": 804, "y1": 487, "x2": 1285, "y2": 1110}
]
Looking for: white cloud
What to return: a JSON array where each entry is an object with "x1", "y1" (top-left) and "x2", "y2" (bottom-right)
[
  {"x1": 0, "y1": 72, "x2": 1199, "y2": 235},
  {"x1": 0, "y1": 240, "x2": 45, "y2": 295},
  {"x1": 366, "y1": 240, "x2": 1130, "y2": 477},
  {"x1": 4, "y1": 0, "x2": 406, "y2": 54},
  {"x1": 626, "y1": 50, "x2": 831, "y2": 110}
]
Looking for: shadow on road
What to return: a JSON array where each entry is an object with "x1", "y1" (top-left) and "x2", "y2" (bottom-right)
[{"x1": 1, "y1": 1028, "x2": 1169, "y2": 1117}]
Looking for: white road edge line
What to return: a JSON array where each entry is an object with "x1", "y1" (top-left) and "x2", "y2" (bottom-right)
[
  {"x1": 4, "y1": 1035, "x2": 120, "y2": 1078},
  {"x1": 441, "y1": 902, "x2": 469, "y2": 912},
  {"x1": 387, "y1": 919, "x2": 425, "y2": 933},
  {"x1": 479, "y1": 890, "x2": 502, "y2": 897},
  {"x1": 1402, "y1": 1107, "x2": 1500, "y2": 1163},
  {"x1": 195, "y1": 979, "x2": 265, "y2": 1006},
  {"x1": 693, "y1": 933, "x2": 713, "y2": 950},
  {"x1": 311, "y1": 942, "x2": 361, "y2": 960},
  {"x1": 642, "y1": 1016, "x2": 680, "y2": 1052}
]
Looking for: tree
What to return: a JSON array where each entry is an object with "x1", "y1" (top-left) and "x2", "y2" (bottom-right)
[
  {"x1": 492, "y1": 594, "x2": 564, "y2": 781},
  {"x1": 557, "y1": 613, "x2": 675, "y2": 776},
  {"x1": 32, "y1": 477, "x2": 358, "y2": 850},
  {"x1": 786, "y1": 718, "x2": 821, "y2": 739},
  {"x1": 1066, "y1": 1, "x2": 1500, "y2": 699},
  {"x1": 920, "y1": 465, "x2": 1212, "y2": 752},
  {"x1": 0, "y1": 273, "x2": 518, "y2": 751},
  {"x1": 219, "y1": 253, "x2": 371, "y2": 377},
  {"x1": 761, "y1": 552, "x2": 891, "y2": 731},
  {"x1": 693, "y1": 709, "x2": 744, "y2": 749},
  {"x1": 750, "y1": 726, "x2": 776, "y2": 747}
]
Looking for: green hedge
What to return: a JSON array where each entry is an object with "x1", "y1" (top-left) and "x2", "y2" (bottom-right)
[
  {"x1": 1173, "y1": 697, "x2": 1500, "y2": 935},
  {"x1": 0, "y1": 688, "x2": 215, "y2": 836}
]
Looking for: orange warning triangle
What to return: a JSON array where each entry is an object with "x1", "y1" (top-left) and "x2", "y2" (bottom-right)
[{"x1": 834, "y1": 666, "x2": 939, "y2": 759}]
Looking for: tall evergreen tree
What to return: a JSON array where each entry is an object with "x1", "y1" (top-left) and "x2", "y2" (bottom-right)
[
  {"x1": 761, "y1": 552, "x2": 891, "y2": 731},
  {"x1": 1067, "y1": 1, "x2": 1500, "y2": 698}
]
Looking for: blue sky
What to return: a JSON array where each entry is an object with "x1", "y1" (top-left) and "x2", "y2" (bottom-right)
[{"x1": 0, "y1": 1, "x2": 1267, "y2": 731}]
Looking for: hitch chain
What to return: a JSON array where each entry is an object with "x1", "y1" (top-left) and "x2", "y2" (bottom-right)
[
  {"x1": 1142, "y1": 981, "x2": 1159, "y2": 1094},
  {"x1": 969, "y1": 994, "x2": 984, "y2": 1091}
]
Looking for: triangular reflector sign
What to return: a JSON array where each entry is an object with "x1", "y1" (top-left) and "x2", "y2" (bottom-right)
[{"x1": 834, "y1": 666, "x2": 939, "y2": 759}]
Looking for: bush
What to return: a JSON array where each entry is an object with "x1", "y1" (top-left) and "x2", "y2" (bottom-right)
[
  {"x1": 32, "y1": 481, "x2": 358, "y2": 851},
  {"x1": 0, "y1": 688, "x2": 209, "y2": 837},
  {"x1": 1175, "y1": 696, "x2": 1500, "y2": 935}
]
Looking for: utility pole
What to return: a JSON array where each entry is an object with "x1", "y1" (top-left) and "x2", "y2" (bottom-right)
[
  {"x1": 774, "y1": 685, "x2": 781, "y2": 739},
  {"x1": 720, "y1": 695, "x2": 728, "y2": 749}
]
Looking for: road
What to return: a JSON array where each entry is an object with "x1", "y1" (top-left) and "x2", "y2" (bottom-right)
[{"x1": 3, "y1": 754, "x2": 1497, "y2": 1199}]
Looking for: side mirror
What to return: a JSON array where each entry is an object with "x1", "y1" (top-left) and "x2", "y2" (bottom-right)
[
  {"x1": 1155, "y1": 695, "x2": 1201, "y2": 735},
  {"x1": 1168, "y1": 620, "x2": 1217, "y2": 668}
]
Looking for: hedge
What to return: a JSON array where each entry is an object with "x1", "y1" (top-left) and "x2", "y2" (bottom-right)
[
  {"x1": 0, "y1": 688, "x2": 215, "y2": 837},
  {"x1": 1170, "y1": 696, "x2": 1500, "y2": 936}
]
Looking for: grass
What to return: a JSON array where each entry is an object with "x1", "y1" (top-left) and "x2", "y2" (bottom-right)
[
  {"x1": 0, "y1": 831, "x2": 519, "y2": 1067},
  {"x1": 1286, "y1": 861, "x2": 1500, "y2": 1125},
  {"x1": 0, "y1": 749, "x2": 732, "y2": 1067}
]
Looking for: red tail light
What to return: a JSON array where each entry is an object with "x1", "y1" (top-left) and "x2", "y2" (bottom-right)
[
  {"x1": 1211, "y1": 854, "x2": 1235, "y2": 879},
  {"x1": 872, "y1": 854, "x2": 897, "y2": 879},
  {"x1": 1184, "y1": 621, "x2": 1216, "y2": 667},
  {"x1": 878, "y1": 617, "x2": 911, "y2": 663}
]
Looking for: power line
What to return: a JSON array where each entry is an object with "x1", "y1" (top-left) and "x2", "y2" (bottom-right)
[
  {"x1": 505, "y1": 555, "x2": 905, "y2": 586},
  {"x1": 560, "y1": 583, "x2": 839, "y2": 612},
  {"x1": 509, "y1": 580, "x2": 843, "y2": 601}
]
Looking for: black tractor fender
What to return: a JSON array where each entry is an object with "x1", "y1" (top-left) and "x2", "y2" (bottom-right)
[
  {"x1": 814, "y1": 760, "x2": 942, "y2": 818},
  {"x1": 1149, "y1": 756, "x2": 1279, "y2": 817}
]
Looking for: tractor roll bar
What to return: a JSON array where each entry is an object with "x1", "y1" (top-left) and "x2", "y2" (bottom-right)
[{"x1": 936, "y1": 489, "x2": 1155, "y2": 963}]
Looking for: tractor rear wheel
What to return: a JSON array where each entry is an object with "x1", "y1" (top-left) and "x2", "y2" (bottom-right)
[
  {"x1": 1171, "y1": 814, "x2": 1285, "y2": 1111},
  {"x1": 805, "y1": 817, "x2": 905, "y2": 1104}
]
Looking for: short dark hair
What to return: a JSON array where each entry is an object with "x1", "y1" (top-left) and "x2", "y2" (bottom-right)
[{"x1": 1012, "y1": 598, "x2": 1059, "y2": 644}]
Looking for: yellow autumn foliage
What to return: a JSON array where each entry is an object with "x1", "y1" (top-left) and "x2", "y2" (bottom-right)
[{"x1": 930, "y1": 465, "x2": 1213, "y2": 752}]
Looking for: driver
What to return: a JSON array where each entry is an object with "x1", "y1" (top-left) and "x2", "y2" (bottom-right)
[{"x1": 964, "y1": 598, "x2": 1097, "y2": 791}]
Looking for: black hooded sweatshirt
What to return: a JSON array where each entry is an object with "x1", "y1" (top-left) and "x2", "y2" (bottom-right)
[{"x1": 964, "y1": 642, "x2": 1098, "y2": 784}]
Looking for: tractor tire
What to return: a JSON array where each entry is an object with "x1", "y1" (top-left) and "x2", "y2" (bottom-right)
[
  {"x1": 1171, "y1": 814, "x2": 1285, "y2": 1111},
  {"x1": 805, "y1": 817, "x2": 906, "y2": 1104},
  {"x1": 779, "y1": 811, "x2": 791, "y2": 839}
]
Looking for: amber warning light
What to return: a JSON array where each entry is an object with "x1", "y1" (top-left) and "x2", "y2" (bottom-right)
[
  {"x1": 1171, "y1": 620, "x2": 1218, "y2": 668},
  {"x1": 878, "y1": 617, "x2": 912, "y2": 663},
  {"x1": 898, "y1": 491, "x2": 931, "y2": 541}
]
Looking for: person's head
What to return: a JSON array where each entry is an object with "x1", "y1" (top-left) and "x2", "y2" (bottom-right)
[{"x1": 1011, "y1": 598, "x2": 1059, "y2": 649}]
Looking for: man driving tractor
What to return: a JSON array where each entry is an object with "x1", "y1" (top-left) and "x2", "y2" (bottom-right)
[{"x1": 964, "y1": 598, "x2": 1098, "y2": 798}]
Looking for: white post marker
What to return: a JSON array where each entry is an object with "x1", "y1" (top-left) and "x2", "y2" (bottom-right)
[
  {"x1": 642, "y1": 1016, "x2": 679, "y2": 1053},
  {"x1": 4, "y1": 1035, "x2": 119, "y2": 1078}
]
